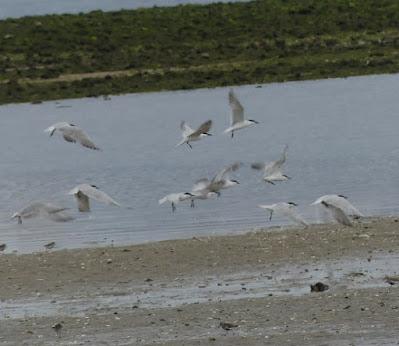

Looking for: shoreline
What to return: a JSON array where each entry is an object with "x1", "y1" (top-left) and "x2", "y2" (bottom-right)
[
  {"x1": 2, "y1": 217, "x2": 399, "y2": 344},
  {"x1": 1, "y1": 217, "x2": 399, "y2": 344},
  {"x1": 1, "y1": 1, "x2": 399, "y2": 105}
]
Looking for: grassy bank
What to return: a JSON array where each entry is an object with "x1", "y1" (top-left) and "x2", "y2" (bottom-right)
[{"x1": 1, "y1": 0, "x2": 399, "y2": 104}]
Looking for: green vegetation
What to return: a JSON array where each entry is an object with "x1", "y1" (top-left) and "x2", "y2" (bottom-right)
[{"x1": 1, "y1": 0, "x2": 399, "y2": 104}]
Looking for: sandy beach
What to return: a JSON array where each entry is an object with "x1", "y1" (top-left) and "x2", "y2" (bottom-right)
[{"x1": 1, "y1": 217, "x2": 399, "y2": 345}]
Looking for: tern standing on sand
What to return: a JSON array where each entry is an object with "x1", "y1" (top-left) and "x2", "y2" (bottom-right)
[
  {"x1": 319, "y1": 201, "x2": 353, "y2": 227},
  {"x1": 45, "y1": 122, "x2": 100, "y2": 150},
  {"x1": 251, "y1": 145, "x2": 290, "y2": 184},
  {"x1": 311, "y1": 194, "x2": 363, "y2": 218},
  {"x1": 258, "y1": 202, "x2": 308, "y2": 227},
  {"x1": 224, "y1": 89, "x2": 258, "y2": 138},
  {"x1": 176, "y1": 120, "x2": 212, "y2": 149},
  {"x1": 68, "y1": 184, "x2": 121, "y2": 212}
]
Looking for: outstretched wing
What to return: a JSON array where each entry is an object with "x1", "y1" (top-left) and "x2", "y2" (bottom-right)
[
  {"x1": 73, "y1": 128, "x2": 100, "y2": 150},
  {"x1": 213, "y1": 162, "x2": 241, "y2": 182},
  {"x1": 228, "y1": 89, "x2": 244, "y2": 125},
  {"x1": 251, "y1": 162, "x2": 266, "y2": 171},
  {"x1": 77, "y1": 184, "x2": 120, "y2": 207},
  {"x1": 180, "y1": 121, "x2": 194, "y2": 137},
  {"x1": 192, "y1": 178, "x2": 211, "y2": 192},
  {"x1": 190, "y1": 120, "x2": 212, "y2": 137}
]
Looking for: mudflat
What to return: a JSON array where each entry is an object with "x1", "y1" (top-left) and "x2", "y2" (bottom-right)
[{"x1": 1, "y1": 217, "x2": 399, "y2": 345}]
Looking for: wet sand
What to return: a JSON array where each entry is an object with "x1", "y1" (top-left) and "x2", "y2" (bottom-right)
[{"x1": 1, "y1": 217, "x2": 399, "y2": 345}]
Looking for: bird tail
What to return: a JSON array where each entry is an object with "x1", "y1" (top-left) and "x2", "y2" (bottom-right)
[
  {"x1": 258, "y1": 204, "x2": 273, "y2": 211},
  {"x1": 175, "y1": 139, "x2": 187, "y2": 148}
]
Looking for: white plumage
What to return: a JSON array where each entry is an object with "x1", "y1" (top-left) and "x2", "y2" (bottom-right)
[
  {"x1": 68, "y1": 184, "x2": 121, "y2": 212},
  {"x1": 44, "y1": 122, "x2": 100, "y2": 150},
  {"x1": 176, "y1": 120, "x2": 212, "y2": 148},
  {"x1": 251, "y1": 145, "x2": 290, "y2": 184},
  {"x1": 224, "y1": 89, "x2": 258, "y2": 137},
  {"x1": 258, "y1": 202, "x2": 308, "y2": 227},
  {"x1": 12, "y1": 202, "x2": 73, "y2": 224}
]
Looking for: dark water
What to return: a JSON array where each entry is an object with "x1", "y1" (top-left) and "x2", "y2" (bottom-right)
[
  {"x1": 0, "y1": 0, "x2": 247, "y2": 19},
  {"x1": 1, "y1": 74, "x2": 399, "y2": 253}
]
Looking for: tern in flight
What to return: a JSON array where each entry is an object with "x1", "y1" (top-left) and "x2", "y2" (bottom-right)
[
  {"x1": 251, "y1": 145, "x2": 290, "y2": 184},
  {"x1": 193, "y1": 162, "x2": 241, "y2": 196},
  {"x1": 224, "y1": 89, "x2": 258, "y2": 138},
  {"x1": 176, "y1": 120, "x2": 212, "y2": 149},
  {"x1": 159, "y1": 192, "x2": 195, "y2": 212},
  {"x1": 44, "y1": 122, "x2": 100, "y2": 150},
  {"x1": 68, "y1": 184, "x2": 121, "y2": 212},
  {"x1": 12, "y1": 202, "x2": 73, "y2": 224}
]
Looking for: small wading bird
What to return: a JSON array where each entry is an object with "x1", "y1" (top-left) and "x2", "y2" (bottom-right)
[
  {"x1": 224, "y1": 89, "x2": 258, "y2": 138},
  {"x1": 44, "y1": 122, "x2": 100, "y2": 150},
  {"x1": 11, "y1": 202, "x2": 73, "y2": 224},
  {"x1": 320, "y1": 200, "x2": 353, "y2": 227},
  {"x1": 158, "y1": 192, "x2": 195, "y2": 212},
  {"x1": 258, "y1": 202, "x2": 308, "y2": 227},
  {"x1": 176, "y1": 120, "x2": 212, "y2": 149},
  {"x1": 251, "y1": 145, "x2": 290, "y2": 184},
  {"x1": 311, "y1": 194, "x2": 363, "y2": 218},
  {"x1": 193, "y1": 162, "x2": 241, "y2": 197},
  {"x1": 68, "y1": 184, "x2": 121, "y2": 212}
]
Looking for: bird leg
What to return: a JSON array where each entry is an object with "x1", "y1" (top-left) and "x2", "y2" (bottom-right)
[
  {"x1": 190, "y1": 199, "x2": 195, "y2": 208},
  {"x1": 186, "y1": 142, "x2": 192, "y2": 149},
  {"x1": 269, "y1": 210, "x2": 273, "y2": 221},
  {"x1": 265, "y1": 180, "x2": 275, "y2": 185},
  {"x1": 231, "y1": 131, "x2": 234, "y2": 138},
  {"x1": 17, "y1": 216, "x2": 22, "y2": 224},
  {"x1": 172, "y1": 202, "x2": 176, "y2": 212}
]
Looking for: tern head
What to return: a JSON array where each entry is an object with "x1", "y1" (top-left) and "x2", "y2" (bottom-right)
[
  {"x1": 249, "y1": 120, "x2": 259, "y2": 124},
  {"x1": 230, "y1": 179, "x2": 240, "y2": 185},
  {"x1": 203, "y1": 132, "x2": 212, "y2": 136},
  {"x1": 338, "y1": 194, "x2": 348, "y2": 199},
  {"x1": 69, "y1": 123, "x2": 76, "y2": 126},
  {"x1": 184, "y1": 192, "x2": 195, "y2": 197},
  {"x1": 288, "y1": 202, "x2": 297, "y2": 206},
  {"x1": 90, "y1": 185, "x2": 99, "y2": 189}
]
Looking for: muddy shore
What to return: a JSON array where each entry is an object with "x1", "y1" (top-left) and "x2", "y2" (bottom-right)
[{"x1": 1, "y1": 217, "x2": 399, "y2": 345}]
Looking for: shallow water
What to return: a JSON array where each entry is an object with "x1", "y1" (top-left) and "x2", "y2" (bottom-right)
[
  {"x1": 1, "y1": 74, "x2": 399, "y2": 253},
  {"x1": 1, "y1": 253, "x2": 397, "y2": 320},
  {"x1": 0, "y1": 0, "x2": 247, "y2": 19}
]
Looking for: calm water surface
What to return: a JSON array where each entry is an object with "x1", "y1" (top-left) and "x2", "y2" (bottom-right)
[
  {"x1": 1, "y1": 74, "x2": 399, "y2": 253},
  {"x1": 0, "y1": 0, "x2": 247, "y2": 19}
]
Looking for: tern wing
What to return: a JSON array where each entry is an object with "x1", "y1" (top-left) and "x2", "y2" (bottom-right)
[
  {"x1": 228, "y1": 89, "x2": 244, "y2": 125},
  {"x1": 73, "y1": 128, "x2": 100, "y2": 150},
  {"x1": 323, "y1": 202, "x2": 353, "y2": 226},
  {"x1": 82, "y1": 186, "x2": 120, "y2": 206},
  {"x1": 251, "y1": 162, "x2": 266, "y2": 171},
  {"x1": 192, "y1": 178, "x2": 211, "y2": 192},
  {"x1": 180, "y1": 121, "x2": 194, "y2": 137},
  {"x1": 190, "y1": 120, "x2": 212, "y2": 138},
  {"x1": 212, "y1": 162, "x2": 241, "y2": 182}
]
